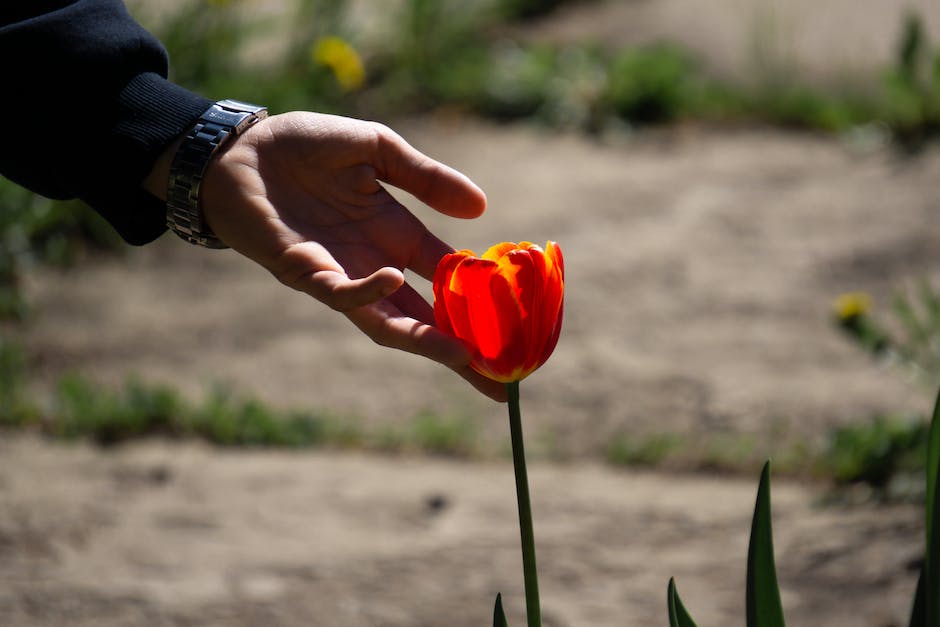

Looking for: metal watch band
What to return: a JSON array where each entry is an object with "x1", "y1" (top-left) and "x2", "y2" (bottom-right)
[{"x1": 166, "y1": 99, "x2": 268, "y2": 248}]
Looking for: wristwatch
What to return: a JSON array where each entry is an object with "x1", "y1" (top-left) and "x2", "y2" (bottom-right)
[{"x1": 166, "y1": 99, "x2": 268, "y2": 248}]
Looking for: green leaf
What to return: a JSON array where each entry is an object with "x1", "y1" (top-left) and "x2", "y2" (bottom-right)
[
  {"x1": 746, "y1": 461, "x2": 786, "y2": 627},
  {"x1": 909, "y1": 382, "x2": 940, "y2": 627},
  {"x1": 494, "y1": 593, "x2": 509, "y2": 627},
  {"x1": 926, "y1": 385, "x2": 940, "y2": 562},
  {"x1": 908, "y1": 384, "x2": 940, "y2": 627},
  {"x1": 926, "y1": 385, "x2": 940, "y2": 626},
  {"x1": 667, "y1": 578, "x2": 699, "y2": 627},
  {"x1": 909, "y1": 568, "x2": 925, "y2": 627}
]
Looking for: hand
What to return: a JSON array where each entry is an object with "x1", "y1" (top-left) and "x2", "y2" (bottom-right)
[{"x1": 194, "y1": 112, "x2": 505, "y2": 401}]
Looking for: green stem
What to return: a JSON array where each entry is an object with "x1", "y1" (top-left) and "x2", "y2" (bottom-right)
[{"x1": 507, "y1": 380, "x2": 541, "y2": 627}]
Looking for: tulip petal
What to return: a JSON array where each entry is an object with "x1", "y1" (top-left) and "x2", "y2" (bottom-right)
[
  {"x1": 524, "y1": 243, "x2": 564, "y2": 376},
  {"x1": 503, "y1": 249, "x2": 539, "y2": 353},
  {"x1": 540, "y1": 247, "x2": 565, "y2": 363},
  {"x1": 433, "y1": 251, "x2": 471, "y2": 337},
  {"x1": 450, "y1": 257, "x2": 505, "y2": 360},
  {"x1": 545, "y1": 241, "x2": 565, "y2": 277},
  {"x1": 482, "y1": 271, "x2": 529, "y2": 381},
  {"x1": 482, "y1": 242, "x2": 519, "y2": 262}
]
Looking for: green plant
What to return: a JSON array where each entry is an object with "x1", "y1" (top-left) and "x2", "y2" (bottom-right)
[
  {"x1": 495, "y1": 0, "x2": 572, "y2": 20},
  {"x1": 52, "y1": 375, "x2": 185, "y2": 444},
  {"x1": 606, "y1": 432, "x2": 683, "y2": 467},
  {"x1": 668, "y1": 461, "x2": 786, "y2": 626},
  {"x1": 605, "y1": 44, "x2": 700, "y2": 125},
  {"x1": 668, "y1": 385, "x2": 940, "y2": 626},
  {"x1": 882, "y1": 12, "x2": 940, "y2": 149},
  {"x1": 0, "y1": 177, "x2": 122, "y2": 320},
  {"x1": 181, "y1": 384, "x2": 362, "y2": 448},
  {"x1": 834, "y1": 282, "x2": 940, "y2": 388},
  {"x1": 406, "y1": 410, "x2": 479, "y2": 457},
  {"x1": 372, "y1": 0, "x2": 492, "y2": 114},
  {"x1": 29, "y1": 373, "x2": 360, "y2": 449},
  {"x1": 822, "y1": 414, "x2": 928, "y2": 489},
  {"x1": 125, "y1": 0, "x2": 940, "y2": 144},
  {"x1": 0, "y1": 335, "x2": 38, "y2": 427},
  {"x1": 477, "y1": 42, "x2": 558, "y2": 121}
]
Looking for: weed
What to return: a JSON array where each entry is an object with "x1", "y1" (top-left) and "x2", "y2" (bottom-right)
[
  {"x1": 881, "y1": 12, "x2": 940, "y2": 149},
  {"x1": 821, "y1": 414, "x2": 928, "y2": 489},
  {"x1": 408, "y1": 410, "x2": 479, "y2": 457},
  {"x1": 52, "y1": 375, "x2": 185, "y2": 445},
  {"x1": 0, "y1": 177, "x2": 121, "y2": 320},
  {"x1": 605, "y1": 44, "x2": 700, "y2": 125},
  {"x1": 606, "y1": 432, "x2": 683, "y2": 468},
  {"x1": 0, "y1": 335, "x2": 38, "y2": 426}
]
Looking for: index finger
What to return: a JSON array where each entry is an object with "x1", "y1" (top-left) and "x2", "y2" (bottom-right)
[{"x1": 373, "y1": 125, "x2": 487, "y2": 220}]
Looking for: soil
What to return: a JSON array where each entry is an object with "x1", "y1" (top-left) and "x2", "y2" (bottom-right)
[{"x1": 3, "y1": 1, "x2": 940, "y2": 625}]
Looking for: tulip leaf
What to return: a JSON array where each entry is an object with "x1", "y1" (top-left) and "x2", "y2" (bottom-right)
[
  {"x1": 746, "y1": 461, "x2": 786, "y2": 627},
  {"x1": 494, "y1": 593, "x2": 509, "y2": 627},
  {"x1": 909, "y1": 569, "x2": 925, "y2": 627},
  {"x1": 911, "y1": 384, "x2": 940, "y2": 627},
  {"x1": 930, "y1": 473, "x2": 940, "y2": 627},
  {"x1": 667, "y1": 578, "x2": 699, "y2": 627},
  {"x1": 917, "y1": 384, "x2": 940, "y2": 627}
]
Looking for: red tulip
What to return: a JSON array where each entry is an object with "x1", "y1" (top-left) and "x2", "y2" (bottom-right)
[{"x1": 433, "y1": 241, "x2": 564, "y2": 383}]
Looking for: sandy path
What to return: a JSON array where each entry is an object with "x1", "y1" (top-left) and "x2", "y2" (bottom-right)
[{"x1": 0, "y1": 434, "x2": 923, "y2": 626}]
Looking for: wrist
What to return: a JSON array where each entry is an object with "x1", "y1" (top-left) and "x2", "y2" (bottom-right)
[
  {"x1": 161, "y1": 99, "x2": 268, "y2": 249},
  {"x1": 143, "y1": 136, "x2": 183, "y2": 202}
]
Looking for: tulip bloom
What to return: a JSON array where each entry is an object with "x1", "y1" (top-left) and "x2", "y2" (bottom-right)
[{"x1": 433, "y1": 241, "x2": 564, "y2": 383}]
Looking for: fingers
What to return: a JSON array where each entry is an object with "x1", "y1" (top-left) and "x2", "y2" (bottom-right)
[
  {"x1": 344, "y1": 300, "x2": 506, "y2": 402},
  {"x1": 303, "y1": 267, "x2": 403, "y2": 312},
  {"x1": 285, "y1": 257, "x2": 505, "y2": 400},
  {"x1": 458, "y1": 366, "x2": 508, "y2": 402},
  {"x1": 269, "y1": 240, "x2": 402, "y2": 312},
  {"x1": 409, "y1": 229, "x2": 456, "y2": 283},
  {"x1": 373, "y1": 125, "x2": 487, "y2": 220}
]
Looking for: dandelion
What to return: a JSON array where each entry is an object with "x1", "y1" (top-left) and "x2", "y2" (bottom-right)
[
  {"x1": 834, "y1": 291, "x2": 872, "y2": 321},
  {"x1": 311, "y1": 36, "x2": 366, "y2": 92}
]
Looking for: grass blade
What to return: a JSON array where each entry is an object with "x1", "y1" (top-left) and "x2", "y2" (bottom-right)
[
  {"x1": 746, "y1": 461, "x2": 786, "y2": 627},
  {"x1": 667, "y1": 578, "x2": 699, "y2": 627},
  {"x1": 494, "y1": 593, "x2": 509, "y2": 627}
]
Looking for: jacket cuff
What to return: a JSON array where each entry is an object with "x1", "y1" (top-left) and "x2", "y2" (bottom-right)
[{"x1": 94, "y1": 73, "x2": 213, "y2": 245}]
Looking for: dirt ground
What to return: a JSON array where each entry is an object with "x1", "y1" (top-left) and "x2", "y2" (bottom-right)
[
  {"x1": 0, "y1": 435, "x2": 926, "y2": 627},
  {"x1": 4, "y1": 1, "x2": 940, "y2": 625}
]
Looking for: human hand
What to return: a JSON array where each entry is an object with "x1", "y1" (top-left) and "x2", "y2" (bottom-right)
[{"x1": 196, "y1": 112, "x2": 505, "y2": 401}]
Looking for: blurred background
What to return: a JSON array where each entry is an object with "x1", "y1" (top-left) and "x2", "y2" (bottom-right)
[{"x1": 2, "y1": 0, "x2": 940, "y2": 625}]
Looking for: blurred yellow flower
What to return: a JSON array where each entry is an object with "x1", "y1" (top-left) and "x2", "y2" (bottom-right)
[
  {"x1": 833, "y1": 291, "x2": 872, "y2": 320},
  {"x1": 311, "y1": 36, "x2": 365, "y2": 92}
]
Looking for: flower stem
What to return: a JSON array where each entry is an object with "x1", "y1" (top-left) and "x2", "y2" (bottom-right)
[{"x1": 506, "y1": 380, "x2": 541, "y2": 627}]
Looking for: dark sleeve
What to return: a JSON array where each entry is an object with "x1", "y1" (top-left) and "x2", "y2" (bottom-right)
[{"x1": 0, "y1": 0, "x2": 213, "y2": 245}]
